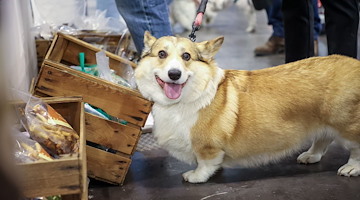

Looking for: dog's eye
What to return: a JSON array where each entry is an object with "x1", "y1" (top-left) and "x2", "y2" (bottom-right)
[
  {"x1": 182, "y1": 52, "x2": 191, "y2": 61},
  {"x1": 158, "y1": 50, "x2": 167, "y2": 59}
]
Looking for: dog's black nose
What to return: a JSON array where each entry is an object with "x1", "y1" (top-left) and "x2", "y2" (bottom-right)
[{"x1": 168, "y1": 69, "x2": 182, "y2": 81}]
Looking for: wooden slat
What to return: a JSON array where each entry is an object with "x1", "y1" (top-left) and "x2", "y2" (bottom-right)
[
  {"x1": 87, "y1": 146, "x2": 131, "y2": 185},
  {"x1": 36, "y1": 39, "x2": 52, "y2": 57},
  {"x1": 85, "y1": 113, "x2": 141, "y2": 155},
  {"x1": 56, "y1": 33, "x2": 136, "y2": 68},
  {"x1": 74, "y1": 33, "x2": 121, "y2": 43},
  {"x1": 61, "y1": 40, "x2": 129, "y2": 76},
  {"x1": 44, "y1": 97, "x2": 83, "y2": 104},
  {"x1": 46, "y1": 34, "x2": 69, "y2": 63},
  {"x1": 50, "y1": 102, "x2": 81, "y2": 132},
  {"x1": 18, "y1": 159, "x2": 81, "y2": 198},
  {"x1": 78, "y1": 101, "x2": 88, "y2": 200},
  {"x1": 10, "y1": 97, "x2": 82, "y2": 106},
  {"x1": 43, "y1": 60, "x2": 142, "y2": 97},
  {"x1": 35, "y1": 62, "x2": 152, "y2": 126}
]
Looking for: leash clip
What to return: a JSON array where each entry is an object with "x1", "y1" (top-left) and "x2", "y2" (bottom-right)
[
  {"x1": 188, "y1": 0, "x2": 208, "y2": 42},
  {"x1": 189, "y1": 24, "x2": 200, "y2": 42}
]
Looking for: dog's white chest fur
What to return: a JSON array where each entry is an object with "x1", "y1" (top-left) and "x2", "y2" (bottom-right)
[{"x1": 152, "y1": 104, "x2": 198, "y2": 164}]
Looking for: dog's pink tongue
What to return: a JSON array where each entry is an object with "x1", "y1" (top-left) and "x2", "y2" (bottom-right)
[{"x1": 164, "y1": 82, "x2": 182, "y2": 99}]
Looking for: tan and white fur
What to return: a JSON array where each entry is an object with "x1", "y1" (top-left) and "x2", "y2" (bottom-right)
[
  {"x1": 135, "y1": 32, "x2": 360, "y2": 183},
  {"x1": 170, "y1": 0, "x2": 256, "y2": 33}
]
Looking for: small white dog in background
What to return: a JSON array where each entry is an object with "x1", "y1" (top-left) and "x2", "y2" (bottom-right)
[{"x1": 170, "y1": 0, "x2": 256, "y2": 33}]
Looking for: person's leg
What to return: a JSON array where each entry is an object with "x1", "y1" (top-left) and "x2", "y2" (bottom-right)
[
  {"x1": 115, "y1": 0, "x2": 173, "y2": 53},
  {"x1": 268, "y1": 0, "x2": 284, "y2": 38},
  {"x1": 312, "y1": 0, "x2": 321, "y2": 41},
  {"x1": 254, "y1": 0, "x2": 285, "y2": 56},
  {"x1": 312, "y1": 0, "x2": 321, "y2": 56},
  {"x1": 321, "y1": 0, "x2": 359, "y2": 58},
  {"x1": 282, "y1": 0, "x2": 314, "y2": 63}
]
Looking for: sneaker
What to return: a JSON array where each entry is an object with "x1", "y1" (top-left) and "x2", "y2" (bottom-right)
[{"x1": 254, "y1": 36, "x2": 285, "y2": 56}]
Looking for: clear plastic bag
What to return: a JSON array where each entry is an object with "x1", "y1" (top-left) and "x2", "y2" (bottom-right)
[
  {"x1": 115, "y1": 29, "x2": 139, "y2": 62},
  {"x1": 96, "y1": 51, "x2": 136, "y2": 88},
  {"x1": 14, "y1": 91, "x2": 79, "y2": 156},
  {"x1": 121, "y1": 64, "x2": 136, "y2": 89},
  {"x1": 75, "y1": 10, "x2": 111, "y2": 31},
  {"x1": 31, "y1": 0, "x2": 86, "y2": 39},
  {"x1": 14, "y1": 131, "x2": 53, "y2": 163},
  {"x1": 96, "y1": 51, "x2": 112, "y2": 82}
]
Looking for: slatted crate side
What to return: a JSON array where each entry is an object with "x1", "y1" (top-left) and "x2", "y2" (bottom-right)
[
  {"x1": 19, "y1": 159, "x2": 81, "y2": 198},
  {"x1": 61, "y1": 41, "x2": 131, "y2": 77},
  {"x1": 35, "y1": 61, "x2": 152, "y2": 127},
  {"x1": 86, "y1": 146, "x2": 132, "y2": 185},
  {"x1": 36, "y1": 39, "x2": 52, "y2": 57},
  {"x1": 36, "y1": 39, "x2": 52, "y2": 69},
  {"x1": 33, "y1": 68, "x2": 144, "y2": 156},
  {"x1": 33, "y1": 91, "x2": 142, "y2": 155},
  {"x1": 85, "y1": 113, "x2": 141, "y2": 155},
  {"x1": 15, "y1": 98, "x2": 87, "y2": 199},
  {"x1": 45, "y1": 33, "x2": 136, "y2": 76},
  {"x1": 45, "y1": 34, "x2": 69, "y2": 64}
]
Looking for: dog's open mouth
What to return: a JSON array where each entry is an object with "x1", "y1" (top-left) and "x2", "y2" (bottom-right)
[{"x1": 156, "y1": 76, "x2": 186, "y2": 99}]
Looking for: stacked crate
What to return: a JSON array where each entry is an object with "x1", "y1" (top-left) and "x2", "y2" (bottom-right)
[
  {"x1": 15, "y1": 97, "x2": 88, "y2": 199},
  {"x1": 33, "y1": 33, "x2": 152, "y2": 185}
]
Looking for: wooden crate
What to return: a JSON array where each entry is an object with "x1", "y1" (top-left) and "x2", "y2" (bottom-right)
[
  {"x1": 33, "y1": 33, "x2": 152, "y2": 185},
  {"x1": 15, "y1": 97, "x2": 87, "y2": 199},
  {"x1": 35, "y1": 33, "x2": 122, "y2": 70},
  {"x1": 35, "y1": 39, "x2": 52, "y2": 69}
]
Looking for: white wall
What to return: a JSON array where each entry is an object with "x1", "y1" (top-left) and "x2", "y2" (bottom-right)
[{"x1": 2, "y1": 0, "x2": 37, "y2": 92}]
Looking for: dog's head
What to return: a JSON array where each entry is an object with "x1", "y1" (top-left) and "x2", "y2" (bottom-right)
[{"x1": 135, "y1": 32, "x2": 224, "y2": 106}]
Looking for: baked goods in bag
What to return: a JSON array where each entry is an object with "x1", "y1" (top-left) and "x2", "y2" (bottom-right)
[{"x1": 22, "y1": 102, "x2": 79, "y2": 156}]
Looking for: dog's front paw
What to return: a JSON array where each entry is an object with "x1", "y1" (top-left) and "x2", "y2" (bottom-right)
[
  {"x1": 338, "y1": 163, "x2": 360, "y2": 177},
  {"x1": 297, "y1": 152, "x2": 322, "y2": 164},
  {"x1": 182, "y1": 170, "x2": 208, "y2": 183}
]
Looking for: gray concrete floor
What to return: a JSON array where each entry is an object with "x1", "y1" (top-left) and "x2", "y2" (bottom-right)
[{"x1": 89, "y1": 5, "x2": 360, "y2": 200}]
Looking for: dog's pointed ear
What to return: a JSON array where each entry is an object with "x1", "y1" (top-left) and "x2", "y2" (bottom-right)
[
  {"x1": 142, "y1": 31, "x2": 157, "y2": 56},
  {"x1": 196, "y1": 36, "x2": 224, "y2": 61}
]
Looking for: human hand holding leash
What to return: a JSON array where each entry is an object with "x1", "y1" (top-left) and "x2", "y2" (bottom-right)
[{"x1": 189, "y1": 0, "x2": 208, "y2": 42}]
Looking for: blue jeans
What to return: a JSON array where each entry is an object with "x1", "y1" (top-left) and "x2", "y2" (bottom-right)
[
  {"x1": 115, "y1": 0, "x2": 173, "y2": 52},
  {"x1": 267, "y1": 0, "x2": 321, "y2": 40}
]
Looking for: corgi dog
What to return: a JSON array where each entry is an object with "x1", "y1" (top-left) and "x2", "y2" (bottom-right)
[{"x1": 135, "y1": 32, "x2": 360, "y2": 183}]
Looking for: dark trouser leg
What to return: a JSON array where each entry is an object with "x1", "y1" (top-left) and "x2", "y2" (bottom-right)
[
  {"x1": 313, "y1": 0, "x2": 322, "y2": 40},
  {"x1": 321, "y1": 0, "x2": 359, "y2": 58},
  {"x1": 268, "y1": 0, "x2": 284, "y2": 38},
  {"x1": 282, "y1": 0, "x2": 314, "y2": 63}
]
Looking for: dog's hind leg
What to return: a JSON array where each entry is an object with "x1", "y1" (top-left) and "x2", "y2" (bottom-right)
[
  {"x1": 338, "y1": 142, "x2": 360, "y2": 177},
  {"x1": 297, "y1": 135, "x2": 334, "y2": 164},
  {"x1": 182, "y1": 151, "x2": 225, "y2": 183}
]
